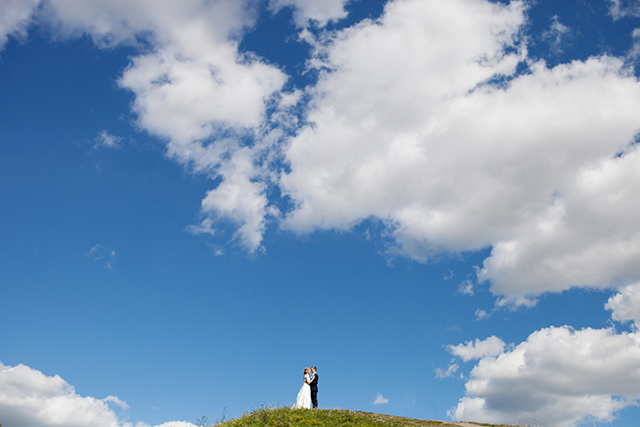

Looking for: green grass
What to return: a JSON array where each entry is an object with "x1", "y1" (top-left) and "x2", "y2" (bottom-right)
[{"x1": 198, "y1": 406, "x2": 516, "y2": 427}]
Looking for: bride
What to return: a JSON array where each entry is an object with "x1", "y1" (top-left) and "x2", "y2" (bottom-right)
[{"x1": 292, "y1": 367, "x2": 313, "y2": 409}]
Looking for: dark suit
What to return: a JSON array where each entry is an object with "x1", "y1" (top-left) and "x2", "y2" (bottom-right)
[{"x1": 309, "y1": 373, "x2": 318, "y2": 408}]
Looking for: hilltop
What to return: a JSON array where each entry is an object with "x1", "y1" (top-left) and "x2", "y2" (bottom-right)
[{"x1": 203, "y1": 407, "x2": 511, "y2": 427}]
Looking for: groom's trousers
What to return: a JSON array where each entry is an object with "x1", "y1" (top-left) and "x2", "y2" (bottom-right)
[{"x1": 311, "y1": 390, "x2": 318, "y2": 408}]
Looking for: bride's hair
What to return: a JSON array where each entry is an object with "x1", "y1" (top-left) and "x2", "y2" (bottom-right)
[{"x1": 304, "y1": 367, "x2": 310, "y2": 374}]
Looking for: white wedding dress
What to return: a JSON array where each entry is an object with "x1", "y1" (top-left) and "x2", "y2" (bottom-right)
[{"x1": 292, "y1": 374, "x2": 312, "y2": 409}]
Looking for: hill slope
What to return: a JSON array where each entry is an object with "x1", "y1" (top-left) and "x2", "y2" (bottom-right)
[{"x1": 211, "y1": 407, "x2": 510, "y2": 427}]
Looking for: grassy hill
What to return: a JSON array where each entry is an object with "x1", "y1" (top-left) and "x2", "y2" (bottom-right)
[{"x1": 200, "y1": 406, "x2": 512, "y2": 427}]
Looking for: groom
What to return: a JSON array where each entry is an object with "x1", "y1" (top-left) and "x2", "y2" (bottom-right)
[{"x1": 309, "y1": 366, "x2": 318, "y2": 408}]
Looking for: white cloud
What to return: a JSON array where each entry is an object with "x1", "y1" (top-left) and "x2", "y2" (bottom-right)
[
  {"x1": 606, "y1": 282, "x2": 640, "y2": 324},
  {"x1": 0, "y1": 0, "x2": 40, "y2": 50},
  {"x1": 95, "y1": 130, "x2": 123, "y2": 149},
  {"x1": 435, "y1": 363, "x2": 459, "y2": 379},
  {"x1": 629, "y1": 28, "x2": 640, "y2": 59},
  {"x1": 33, "y1": 0, "x2": 287, "y2": 253},
  {"x1": 0, "y1": 362, "x2": 127, "y2": 427},
  {"x1": 0, "y1": 361, "x2": 198, "y2": 427},
  {"x1": 609, "y1": 0, "x2": 640, "y2": 20},
  {"x1": 268, "y1": 0, "x2": 350, "y2": 27},
  {"x1": 15, "y1": 0, "x2": 640, "y2": 298},
  {"x1": 85, "y1": 243, "x2": 116, "y2": 269},
  {"x1": 478, "y1": 140, "x2": 640, "y2": 304},
  {"x1": 447, "y1": 336, "x2": 506, "y2": 363},
  {"x1": 373, "y1": 393, "x2": 389, "y2": 405},
  {"x1": 283, "y1": 0, "x2": 527, "y2": 233},
  {"x1": 542, "y1": 15, "x2": 570, "y2": 55},
  {"x1": 458, "y1": 280, "x2": 474, "y2": 296},
  {"x1": 103, "y1": 396, "x2": 130, "y2": 411},
  {"x1": 279, "y1": 0, "x2": 640, "y2": 304},
  {"x1": 448, "y1": 326, "x2": 640, "y2": 427},
  {"x1": 474, "y1": 309, "x2": 489, "y2": 321},
  {"x1": 198, "y1": 146, "x2": 277, "y2": 252}
]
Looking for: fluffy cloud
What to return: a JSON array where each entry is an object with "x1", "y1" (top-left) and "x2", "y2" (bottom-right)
[
  {"x1": 448, "y1": 327, "x2": 640, "y2": 427},
  {"x1": 443, "y1": 272, "x2": 640, "y2": 426},
  {"x1": 198, "y1": 146, "x2": 277, "y2": 251},
  {"x1": 14, "y1": 0, "x2": 640, "y2": 299},
  {"x1": 447, "y1": 336, "x2": 506, "y2": 363},
  {"x1": 0, "y1": 362, "x2": 197, "y2": 427},
  {"x1": 36, "y1": 0, "x2": 289, "y2": 252},
  {"x1": 0, "y1": 362, "x2": 128, "y2": 427},
  {"x1": 373, "y1": 393, "x2": 389, "y2": 405},
  {"x1": 279, "y1": 0, "x2": 640, "y2": 303},
  {"x1": 0, "y1": 0, "x2": 40, "y2": 49},
  {"x1": 606, "y1": 282, "x2": 640, "y2": 324},
  {"x1": 282, "y1": 0, "x2": 527, "y2": 235}
]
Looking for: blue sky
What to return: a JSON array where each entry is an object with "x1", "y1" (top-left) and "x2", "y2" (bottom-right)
[{"x1": 3, "y1": 1, "x2": 640, "y2": 426}]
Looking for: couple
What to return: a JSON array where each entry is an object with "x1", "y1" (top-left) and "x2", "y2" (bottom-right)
[{"x1": 292, "y1": 366, "x2": 318, "y2": 409}]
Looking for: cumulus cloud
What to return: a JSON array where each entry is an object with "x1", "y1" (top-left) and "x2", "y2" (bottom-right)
[
  {"x1": 32, "y1": 0, "x2": 288, "y2": 253},
  {"x1": 478, "y1": 138, "x2": 640, "y2": 303},
  {"x1": 283, "y1": 0, "x2": 527, "y2": 238},
  {"x1": 0, "y1": 0, "x2": 39, "y2": 50},
  {"x1": 14, "y1": 0, "x2": 640, "y2": 301},
  {"x1": 373, "y1": 393, "x2": 389, "y2": 405},
  {"x1": 606, "y1": 282, "x2": 640, "y2": 324},
  {"x1": 280, "y1": 0, "x2": 640, "y2": 304},
  {"x1": 0, "y1": 361, "x2": 197, "y2": 427},
  {"x1": 447, "y1": 336, "x2": 506, "y2": 363},
  {"x1": 448, "y1": 326, "x2": 640, "y2": 427},
  {"x1": 0, "y1": 361, "x2": 129, "y2": 427}
]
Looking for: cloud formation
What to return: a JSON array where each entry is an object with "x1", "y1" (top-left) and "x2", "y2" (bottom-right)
[
  {"x1": 280, "y1": 0, "x2": 640, "y2": 305},
  {"x1": 373, "y1": 393, "x2": 389, "y2": 405},
  {"x1": 447, "y1": 336, "x2": 506, "y2": 363},
  {"x1": 443, "y1": 287, "x2": 640, "y2": 426},
  {"x1": 10, "y1": 0, "x2": 640, "y2": 304},
  {"x1": 0, "y1": 362, "x2": 129, "y2": 427},
  {"x1": 435, "y1": 364, "x2": 459, "y2": 379},
  {"x1": 0, "y1": 0, "x2": 39, "y2": 50},
  {"x1": 0, "y1": 362, "x2": 196, "y2": 427},
  {"x1": 95, "y1": 130, "x2": 123, "y2": 150},
  {"x1": 606, "y1": 282, "x2": 640, "y2": 324},
  {"x1": 448, "y1": 326, "x2": 640, "y2": 427},
  {"x1": 609, "y1": 0, "x2": 640, "y2": 19},
  {"x1": 6, "y1": 2, "x2": 640, "y2": 425}
]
